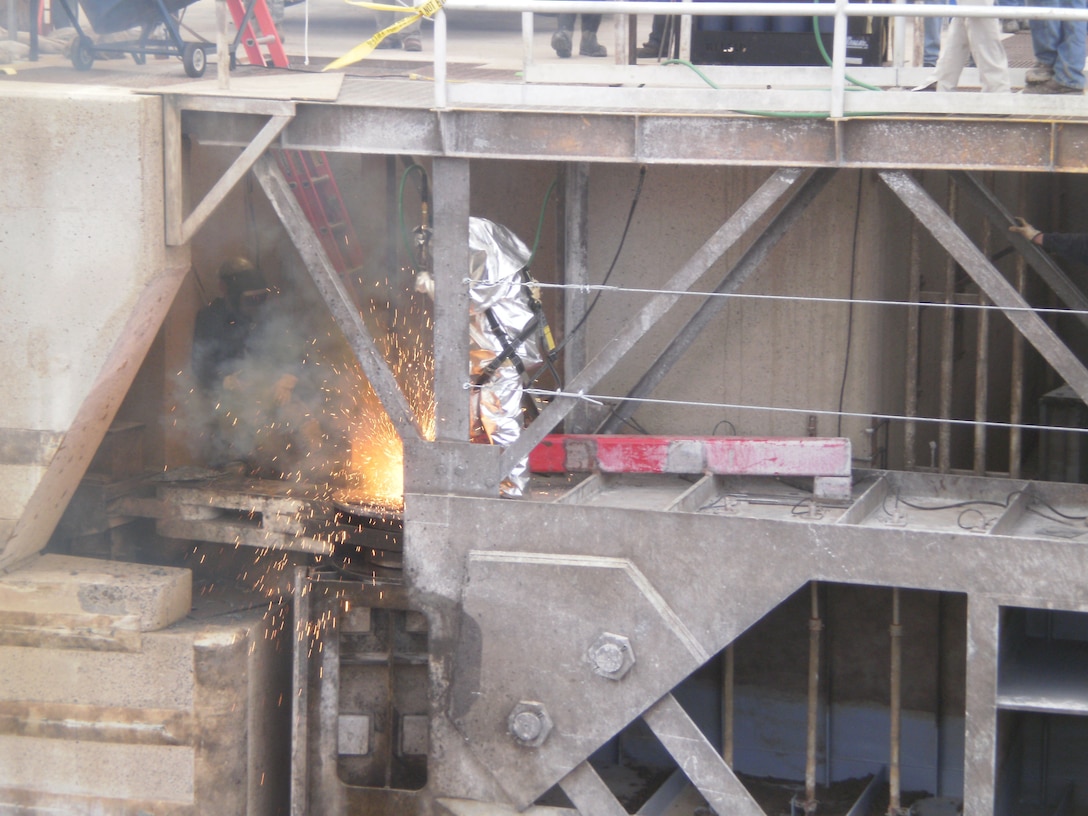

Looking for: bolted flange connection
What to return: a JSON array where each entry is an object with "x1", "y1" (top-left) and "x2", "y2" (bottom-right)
[
  {"x1": 507, "y1": 701, "x2": 552, "y2": 748},
  {"x1": 588, "y1": 632, "x2": 635, "y2": 680}
]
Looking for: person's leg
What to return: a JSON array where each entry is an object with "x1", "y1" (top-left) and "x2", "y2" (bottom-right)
[
  {"x1": 552, "y1": 12, "x2": 576, "y2": 57},
  {"x1": 479, "y1": 367, "x2": 529, "y2": 498},
  {"x1": 374, "y1": 6, "x2": 402, "y2": 47},
  {"x1": 1051, "y1": 0, "x2": 1086, "y2": 89},
  {"x1": 934, "y1": 18, "x2": 970, "y2": 89},
  {"x1": 996, "y1": 0, "x2": 1023, "y2": 32},
  {"x1": 579, "y1": 13, "x2": 607, "y2": 56},
  {"x1": 961, "y1": 0, "x2": 1010, "y2": 92},
  {"x1": 401, "y1": 1, "x2": 422, "y2": 51},
  {"x1": 923, "y1": 0, "x2": 943, "y2": 66},
  {"x1": 1028, "y1": 0, "x2": 1060, "y2": 80}
]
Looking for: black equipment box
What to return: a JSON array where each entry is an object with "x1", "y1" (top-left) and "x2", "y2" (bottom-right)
[{"x1": 691, "y1": 22, "x2": 885, "y2": 67}]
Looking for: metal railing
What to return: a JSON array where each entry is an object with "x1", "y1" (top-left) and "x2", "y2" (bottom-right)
[{"x1": 430, "y1": 0, "x2": 1088, "y2": 116}]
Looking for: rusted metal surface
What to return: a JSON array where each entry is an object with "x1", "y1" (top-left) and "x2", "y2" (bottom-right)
[{"x1": 177, "y1": 102, "x2": 1088, "y2": 172}]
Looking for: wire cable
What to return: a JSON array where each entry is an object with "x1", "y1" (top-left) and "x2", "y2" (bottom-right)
[
  {"x1": 521, "y1": 385, "x2": 1088, "y2": 436},
  {"x1": 553, "y1": 166, "x2": 648, "y2": 355},
  {"x1": 528, "y1": 281, "x2": 1088, "y2": 319}
]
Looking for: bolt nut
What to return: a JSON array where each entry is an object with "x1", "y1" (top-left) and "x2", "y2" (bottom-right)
[
  {"x1": 507, "y1": 701, "x2": 552, "y2": 748},
  {"x1": 588, "y1": 633, "x2": 635, "y2": 680}
]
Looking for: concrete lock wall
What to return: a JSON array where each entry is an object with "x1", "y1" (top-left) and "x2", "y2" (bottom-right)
[{"x1": 0, "y1": 83, "x2": 190, "y2": 570}]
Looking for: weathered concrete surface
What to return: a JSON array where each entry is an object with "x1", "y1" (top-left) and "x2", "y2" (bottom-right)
[
  {"x1": 0, "y1": 553, "x2": 191, "y2": 636},
  {"x1": 0, "y1": 83, "x2": 190, "y2": 570},
  {"x1": 0, "y1": 606, "x2": 290, "y2": 814}
]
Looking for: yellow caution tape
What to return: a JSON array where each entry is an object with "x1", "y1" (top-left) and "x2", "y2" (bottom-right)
[
  {"x1": 0, "y1": 66, "x2": 15, "y2": 75},
  {"x1": 323, "y1": 0, "x2": 444, "y2": 71}
]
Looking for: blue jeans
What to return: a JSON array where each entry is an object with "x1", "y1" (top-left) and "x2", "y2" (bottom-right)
[
  {"x1": 1030, "y1": 0, "x2": 1087, "y2": 89},
  {"x1": 923, "y1": 0, "x2": 947, "y2": 68}
]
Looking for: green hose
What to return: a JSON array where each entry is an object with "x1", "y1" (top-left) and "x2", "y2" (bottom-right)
[{"x1": 662, "y1": 2, "x2": 887, "y2": 119}]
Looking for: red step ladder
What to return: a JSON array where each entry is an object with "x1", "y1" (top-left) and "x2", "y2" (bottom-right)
[
  {"x1": 224, "y1": 0, "x2": 288, "y2": 68},
  {"x1": 276, "y1": 151, "x2": 366, "y2": 294}
]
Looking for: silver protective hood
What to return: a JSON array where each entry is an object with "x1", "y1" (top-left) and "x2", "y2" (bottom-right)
[{"x1": 467, "y1": 217, "x2": 542, "y2": 368}]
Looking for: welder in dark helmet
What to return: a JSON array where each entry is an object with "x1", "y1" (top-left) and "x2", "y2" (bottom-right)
[
  {"x1": 192, "y1": 257, "x2": 273, "y2": 392},
  {"x1": 191, "y1": 258, "x2": 323, "y2": 477}
]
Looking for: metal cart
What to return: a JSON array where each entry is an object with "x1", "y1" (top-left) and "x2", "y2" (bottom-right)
[{"x1": 55, "y1": 0, "x2": 209, "y2": 76}]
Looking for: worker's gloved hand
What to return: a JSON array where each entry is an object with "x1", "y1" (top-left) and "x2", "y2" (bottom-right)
[
  {"x1": 1009, "y1": 217, "x2": 1041, "y2": 243},
  {"x1": 414, "y1": 271, "x2": 435, "y2": 299},
  {"x1": 273, "y1": 373, "x2": 298, "y2": 406}
]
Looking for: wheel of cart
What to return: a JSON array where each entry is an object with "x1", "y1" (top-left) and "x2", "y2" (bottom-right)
[{"x1": 56, "y1": 0, "x2": 209, "y2": 76}]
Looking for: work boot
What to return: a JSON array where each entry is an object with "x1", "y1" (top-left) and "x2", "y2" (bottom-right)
[
  {"x1": 579, "y1": 30, "x2": 607, "y2": 57},
  {"x1": 636, "y1": 40, "x2": 662, "y2": 58},
  {"x1": 552, "y1": 15, "x2": 574, "y2": 57},
  {"x1": 1023, "y1": 77, "x2": 1083, "y2": 94},
  {"x1": 403, "y1": 34, "x2": 421, "y2": 51},
  {"x1": 376, "y1": 34, "x2": 401, "y2": 49},
  {"x1": 551, "y1": 29, "x2": 572, "y2": 57},
  {"x1": 1025, "y1": 60, "x2": 1055, "y2": 83}
]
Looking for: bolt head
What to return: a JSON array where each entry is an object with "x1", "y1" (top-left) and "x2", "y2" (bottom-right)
[
  {"x1": 589, "y1": 633, "x2": 635, "y2": 680},
  {"x1": 507, "y1": 701, "x2": 552, "y2": 747}
]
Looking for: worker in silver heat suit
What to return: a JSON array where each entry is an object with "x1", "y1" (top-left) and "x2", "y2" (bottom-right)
[{"x1": 416, "y1": 217, "x2": 543, "y2": 498}]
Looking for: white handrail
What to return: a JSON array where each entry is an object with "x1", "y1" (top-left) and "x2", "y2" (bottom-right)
[{"x1": 429, "y1": 0, "x2": 1088, "y2": 114}]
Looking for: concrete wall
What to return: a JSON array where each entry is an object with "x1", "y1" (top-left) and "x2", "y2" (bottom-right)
[{"x1": 0, "y1": 83, "x2": 190, "y2": 570}]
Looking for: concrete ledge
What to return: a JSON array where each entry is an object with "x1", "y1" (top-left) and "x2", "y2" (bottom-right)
[{"x1": 0, "y1": 554, "x2": 191, "y2": 633}]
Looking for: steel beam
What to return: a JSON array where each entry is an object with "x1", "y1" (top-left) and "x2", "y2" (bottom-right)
[
  {"x1": 174, "y1": 114, "x2": 292, "y2": 246},
  {"x1": 252, "y1": 154, "x2": 422, "y2": 441},
  {"x1": 290, "y1": 567, "x2": 311, "y2": 816},
  {"x1": 431, "y1": 158, "x2": 473, "y2": 443},
  {"x1": 561, "y1": 163, "x2": 591, "y2": 434},
  {"x1": 598, "y1": 167, "x2": 837, "y2": 434},
  {"x1": 557, "y1": 761, "x2": 629, "y2": 816},
  {"x1": 165, "y1": 98, "x2": 297, "y2": 246},
  {"x1": 642, "y1": 694, "x2": 764, "y2": 816},
  {"x1": 182, "y1": 103, "x2": 1088, "y2": 172},
  {"x1": 880, "y1": 169, "x2": 1088, "y2": 405},
  {"x1": 503, "y1": 167, "x2": 808, "y2": 472},
  {"x1": 951, "y1": 170, "x2": 1088, "y2": 330},
  {"x1": 406, "y1": 470, "x2": 1088, "y2": 813}
]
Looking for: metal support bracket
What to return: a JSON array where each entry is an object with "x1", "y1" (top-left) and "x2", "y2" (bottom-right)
[
  {"x1": 951, "y1": 170, "x2": 1088, "y2": 331},
  {"x1": 880, "y1": 169, "x2": 1088, "y2": 405},
  {"x1": 163, "y1": 95, "x2": 296, "y2": 246},
  {"x1": 642, "y1": 693, "x2": 765, "y2": 816}
]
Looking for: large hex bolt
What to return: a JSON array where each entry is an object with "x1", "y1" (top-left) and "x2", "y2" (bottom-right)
[
  {"x1": 507, "y1": 701, "x2": 552, "y2": 748},
  {"x1": 588, "y1": 633, "x2": 635, "y2": 680}
]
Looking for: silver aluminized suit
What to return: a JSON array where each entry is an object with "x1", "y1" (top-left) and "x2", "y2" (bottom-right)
[
  {"x1": 416, "y1": 218, "x2": 542, "y2": 496},
  {"x1": 468, "y1": 218, "x2": 542, "y2": 497}
]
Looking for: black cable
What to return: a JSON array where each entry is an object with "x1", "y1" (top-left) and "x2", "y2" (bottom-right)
[
  {"x1": 882, "y1": 491, "x2": 1009, "y2": 517},
  {"x1": 957, "y1": 507, "x2": 989, "y2": 530},
  {"x1": 711, "y1": 419, "x2": 737, "y2": 436},
  {"x1": 553, "y1": 166, "x2": 648, "y2": 355},
  {"x1": 1028, "y1": 496, "x2": 1088, "y2": 522},
  {"x1": 836, "y1": 174, "x2": 862, "y2": 437}
]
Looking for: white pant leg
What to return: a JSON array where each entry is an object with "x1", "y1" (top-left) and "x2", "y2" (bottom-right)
[
  {"x1": 934, "y1": 16, "x2": 970, "y2": 89},
  {"x1": 936, "y1": 0, "x2": 1010, "y2": 91}
]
